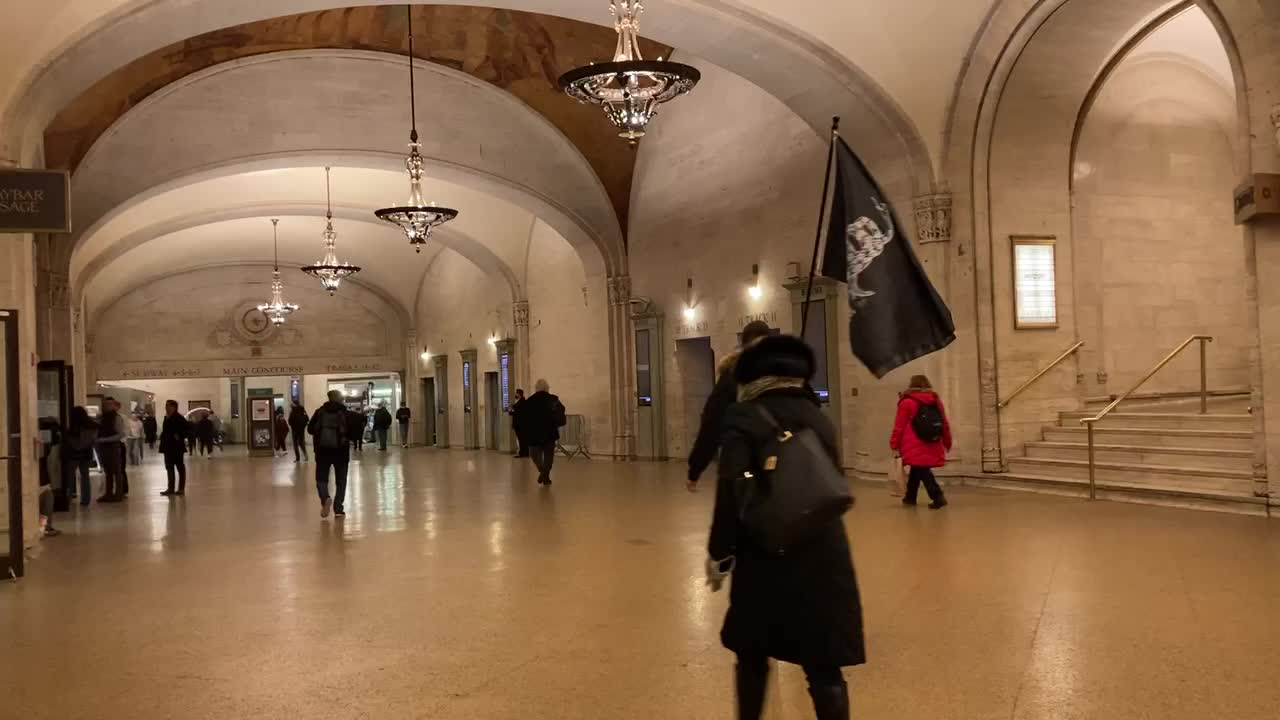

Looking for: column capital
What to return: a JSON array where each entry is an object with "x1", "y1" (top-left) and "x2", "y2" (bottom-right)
[
  {"x1": 513, "y1": 300, "x2": 530, "y2": 327},
  {"x1": 607, "y1": 275, "x2": 632, "y2": 306},
  {"x1": 431, "y1": 354, "x2": 448, "y2": 370},
  {"x1": 913, "y1": 192, "x2": 953, "y2": 244},
  {"x1": 1271, "y1": 104, "x2": 1280, "y2": 153}
]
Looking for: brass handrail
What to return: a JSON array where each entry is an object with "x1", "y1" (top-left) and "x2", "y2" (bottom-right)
[
  {"x1": 997, "y1": 341, "x2": 1084, "y2": 409},
  {"x1": 1079, "y1": 334, "x2": 1213, "y2": 499}
]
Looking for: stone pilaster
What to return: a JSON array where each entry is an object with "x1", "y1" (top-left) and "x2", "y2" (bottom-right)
[
  {"x1": 607, "y1": 275, "x2": 636, "y2": 460},
  {"x1": 403, "y1": 331, "x2": 419, "y2": 446},
  {"x1": 512, "y1": 300, "x2": 530, "y2": 394}
]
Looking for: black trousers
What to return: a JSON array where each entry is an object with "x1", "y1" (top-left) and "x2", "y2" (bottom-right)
[
  {"x1": 315, "y1": 452, "x2": 350, "y2": 510},
  {"x1": 164, "y1": 451, "x2": 187, "y2": 493},
  {"x1": 514, "y1": 427, "x2": 528, "y2": 457},
  {"x1": 905, "y1": 465, "x2": 945, "y2": 504},
  {"x1": 292, "y1": 432, "x2": 308, "y2": 462},
  {"x1": 735, "y1": 655, "x2": 846, "y2": 720},
  {"x1": 98, "y1": 444, "x2": 123, "y2": 499},
  {"x1": 529, "y1": 443, "x2": 556, "y2": 480}
]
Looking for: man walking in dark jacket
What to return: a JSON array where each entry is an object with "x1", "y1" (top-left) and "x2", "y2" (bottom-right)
[
  {"x1": 520, "y1": 380, "x2": 564, "y2": 486},
  {"x1": 395, "y1": 402, "x2": 412, "y2": 448},
  {"x1": 288, "y1": 404, "x2": 309, "y2": 462},
  {"x1": 373, "y1": 402, "x2": 393, "y2": 451},
  {"x1": 509, "y1": 389, "x2": 528, "y2": 458},
  {"x1": 686, "y1": 320, "x2": 772, "y2": 491},
  {"x1": 308, "y1": 390, "x2": 351, "y2": 518}
]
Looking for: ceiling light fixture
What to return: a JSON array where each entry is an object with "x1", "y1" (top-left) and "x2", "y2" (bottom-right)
[
  {"x1": 302, "y1": 167, "x2": 362, "y2": 295},
  {"x1": 375, "y1": 4, "x2": 459, "y2": 253},
  {"x1": 559, "y1": 1, "x2": 700, "y2": 146},
  {"x1": 258, "y1": 219, "x2": 299, "y2": 326}
]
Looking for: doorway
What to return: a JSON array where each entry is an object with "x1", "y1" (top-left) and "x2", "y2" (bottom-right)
[
  {"x1": 485, "y1": 371, "x2": 500, "y2": 450},
  {"x1": 2, "y1": 309, "x2": 23, "y2": 579},
  {"x1": 674, "y1": 337, "x2": 716, "y2": 457},
  {"x1": 422, "y1": 377, "x2": 437, "y2": 447}
]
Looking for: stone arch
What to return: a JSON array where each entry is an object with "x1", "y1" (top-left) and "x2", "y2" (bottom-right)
[
  {"x1": 65, "y1": 49, "x2": 621, "y2": 277},
  {"x1": 3, "y1": 0, "x2": 935, "y2": 195},
  {"x1": 941, "y1": 0, "x2": 1250, "y2": 471}
]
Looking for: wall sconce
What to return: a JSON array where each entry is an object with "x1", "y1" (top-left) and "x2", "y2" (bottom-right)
[
  {"x1": 683, "y1": 277, "x2": 697, "y2": 320},
  {"x1": 487, "y1": 336, "x2": 498, "y2": 346},
  {"x1": 748, "y1": 264, "x2": 762, "y2": 300},
  {"x1": 420, "y1": 346, "x2": 431, "y2": 361}
]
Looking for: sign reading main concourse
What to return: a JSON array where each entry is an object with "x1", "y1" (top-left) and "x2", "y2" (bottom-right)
[
  {"x1": 96, "y1": 357, "x2": 401, "y2": 381},
  {"x1": 0, "y1": 168, "x2": 71, "y2": 233}
]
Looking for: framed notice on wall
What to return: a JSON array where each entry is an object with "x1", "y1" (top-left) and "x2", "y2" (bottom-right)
[
  {"x1": 0, "y1": 168, "x2": 71, "y2": 233},
  {"x1": 250, "y1": 398, "x2": 272, "y2": 422},
  {"x1": 1011, "y1": 236, "x2": 1058, "y2": 329}
]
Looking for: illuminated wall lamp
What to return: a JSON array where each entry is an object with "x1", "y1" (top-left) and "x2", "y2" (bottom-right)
[
  {"x1": 748, "y1": 264, "x2": 762, "y2": 300},
  {"x1": 683, "y1": 277, "x2": 697, "y2": 320}
]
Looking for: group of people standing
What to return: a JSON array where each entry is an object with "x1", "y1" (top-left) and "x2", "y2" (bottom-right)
[
  {"x1": 687, "y1": 321, "x2": 953, "y2": 719},
  {"x1": 281, "y1": 400, "x2": 410, "y2": 463}
]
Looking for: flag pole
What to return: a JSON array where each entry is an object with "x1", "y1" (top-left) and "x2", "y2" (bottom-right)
[{"x1": 801, "y1": 117, "x2": 840, "y2": 337}]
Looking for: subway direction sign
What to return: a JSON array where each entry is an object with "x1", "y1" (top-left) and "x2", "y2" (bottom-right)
[{"x1": 0, "y1": 168, "x2": 71, "y2": 233}]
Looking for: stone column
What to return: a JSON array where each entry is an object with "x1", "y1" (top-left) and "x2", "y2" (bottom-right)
[
  {"x1": 512, "y1": 300, "x2": 530, "y2": 395},
  {"x1": 403, "y1": 331, "x2": 419, "y2": 446},
  {"x1": 607, "y1": 275, "x2": 636, "y2": 460},
  {"x1": 431, "y1": 354, "x2": 450, "y2": 449}
]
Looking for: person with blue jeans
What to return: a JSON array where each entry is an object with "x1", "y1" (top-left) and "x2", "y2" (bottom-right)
[{"x1": 308, "y1": 390, "x2": 351, "y2": 518}]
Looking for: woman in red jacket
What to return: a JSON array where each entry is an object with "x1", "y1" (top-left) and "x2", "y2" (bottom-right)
[{"x1": 890, "y1": 375, "x2": 952, "y2": 509}]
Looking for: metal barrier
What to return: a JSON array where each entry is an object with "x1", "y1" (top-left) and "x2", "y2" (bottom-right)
[{"x1": 556, "y1": 414, "x2": 592, "y2": 459}]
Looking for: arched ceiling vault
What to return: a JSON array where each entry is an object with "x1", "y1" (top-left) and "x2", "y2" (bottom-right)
[{"x1": 4, "y1": 1, "x2": 937, "y2": 195}]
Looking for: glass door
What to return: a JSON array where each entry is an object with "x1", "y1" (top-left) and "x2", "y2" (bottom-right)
[{"x1": 1, "y1": 309, "x2": 23, "y2": 579}]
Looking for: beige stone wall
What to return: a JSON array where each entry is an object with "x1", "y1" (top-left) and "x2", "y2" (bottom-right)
[
  {"x1": 1073, "y1": 58, "x2": 1246, "y2": 394},
  {"x1": 92, "y1": 266, "x2": 402, "y2": 378}
]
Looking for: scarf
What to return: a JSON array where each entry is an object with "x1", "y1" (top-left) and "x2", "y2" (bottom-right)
[{"x1": 738, "y1": 376, "x2": 805, "y2": 402}]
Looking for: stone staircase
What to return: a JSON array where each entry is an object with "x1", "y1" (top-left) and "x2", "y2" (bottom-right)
[{"x1": 983, "y1": 393, "x2": 1270, "y2": 515}]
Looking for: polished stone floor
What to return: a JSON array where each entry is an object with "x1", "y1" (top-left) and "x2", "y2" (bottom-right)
[{"x1": 3, "y1": 447, "x2": 1279, "y2": 719}]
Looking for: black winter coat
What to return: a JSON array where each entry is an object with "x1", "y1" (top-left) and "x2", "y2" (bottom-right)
[
  {"x1": 519, "y1": 391, "x2": 563, "y2": 446},
  {"x1": 158, "y1": 414, "x2": 190, "y2": 455},
  {"x1": 373, "y1": 407, "x2": 393, "y2": 431},
  {"x1": 288, "y1": 408, "x2": 309, "y2": 435},
  {"x1": 687, "y1": 351, "x2": 741, "y2": 483},
  {"x1": 709, "y1": 387, "x2": 865, "y2": 668}
]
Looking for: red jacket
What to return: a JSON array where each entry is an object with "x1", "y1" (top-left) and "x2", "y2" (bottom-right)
[{"x1": 890, "y1": 391, "x2": 952, "y2": 468}]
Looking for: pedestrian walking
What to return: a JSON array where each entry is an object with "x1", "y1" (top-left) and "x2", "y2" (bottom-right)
[
  {"x1": 289, "y1": 403, "x2": 310, "y2": 462},
  {"x1": 373, "y1": 402, "x2": 393, "y2": 451},
  {"x1": 705, "y1": 334, "x2": 863, "y2": 719},
  {"x1": 309, "y1": 390, "x2": 352, "y2": 518},
  {"x1": 890, "y1": 374, "x2": 951, "y2": 509},
  {"x1": 509, "y1": 389, "x2": 528, "y2": 458},
  {"x1": 126, "y1": 413, "x2": 144, "y2": 465},
  {"x1": 274, "y1": 407, "x2": 290, "y2": 455},
  {"x1": 395, "y1": 401, "x2": 412, "y2": 448},
  {"x1": 520, "y1": 380, "x2": 565, "y2": 486},
  {"x1": 687, "y1": 321, "x2": 772, "y2": 491}
]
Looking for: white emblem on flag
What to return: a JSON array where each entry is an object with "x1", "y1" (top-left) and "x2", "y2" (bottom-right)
[{"x1": 845, "y1": 197, "x2": 894, "y2": 303}]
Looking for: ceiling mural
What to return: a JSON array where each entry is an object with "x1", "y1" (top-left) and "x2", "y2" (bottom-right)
[{"x1": 42, "y1": 4, "x2": 673, "y2": 232}]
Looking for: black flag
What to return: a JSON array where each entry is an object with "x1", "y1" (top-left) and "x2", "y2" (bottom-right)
[{"x1": 818, "y1": 137, "x2": 955, "y2": 378}]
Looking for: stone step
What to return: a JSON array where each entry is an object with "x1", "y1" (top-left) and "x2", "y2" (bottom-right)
[
  {"x1": 1005, "y1": 456, "x2": 1253, "y2": 494},
  {"x1": 1057, "y1": 411, "x2": 1252, "y2": 431},
  {"x1": 1023, "y1": 441, "x2": 1253, "y2": 471},
  {"x1": 971, "y1": 473, "x2": 1269, "y2": 517},
  {"x1": 1042, "y1": 425, "x2": 1253, "y2": 450}
]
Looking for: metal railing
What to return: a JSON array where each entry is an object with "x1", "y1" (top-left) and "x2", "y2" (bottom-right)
[
  {"x1": 997, "y1": 341, "x2": 1085, "y2": 409},
  {"x1": 1080, "y1": 335, "x2": 1213, "y2": 499}
]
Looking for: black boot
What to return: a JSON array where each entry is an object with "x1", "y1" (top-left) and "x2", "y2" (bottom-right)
[
  {"x1": 809, "y1": 681, "x2": 849, "y2": 720},
  {"x1": 735, "y1": 661, "x2": 768, "y2": 720}
]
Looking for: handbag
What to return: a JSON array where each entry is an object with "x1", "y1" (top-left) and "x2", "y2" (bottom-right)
[
  {"x1": 888, "y1": 458, "x2": 907, "y2": 497},
  {"x1": 735, "y1": 405, "x2": 854, "y2": 554}
]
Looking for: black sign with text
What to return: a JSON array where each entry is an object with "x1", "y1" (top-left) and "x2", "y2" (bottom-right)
[{"x1": 0, "y1": 169, "x2": 70, "y2": 233}]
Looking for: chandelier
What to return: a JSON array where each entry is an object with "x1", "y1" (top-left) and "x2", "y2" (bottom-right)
[
  {"x1": 559, "y1": 1, "x2": 700, "y2": 146},
  {"x1": 302, "y1": 167, "x2": 362, "y2": 295},
  {"x1": 257, "y1": 219, "x2": 299, "y2": 326},
  {"x1": 374, "y1": 4, "x2": 459, "y2": 253}
]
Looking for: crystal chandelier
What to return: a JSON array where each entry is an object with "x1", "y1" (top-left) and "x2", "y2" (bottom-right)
[
  {"x1": 302, "y1": 167, "x2": 362, "y2": 295},
  {"x1": 374, "y1": 4, "x2": 459, "y2": 253},
  {"x1": 559, "y1": 1, "x2": 700, "y2": 146},
  {"x1": 257, "y1": 219, "x2": 299, "y2": 326}
]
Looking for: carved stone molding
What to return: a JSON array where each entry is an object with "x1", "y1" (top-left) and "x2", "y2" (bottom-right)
[
  {"x1": 432, "y1": 354, "x2": 449, "y2": 371},
  {"x1": 913, "y1": 193, "x2": 952, "y2": 244},
  {"x1": 607, "y1": 275, "x2": 632, "y2": 306},
  {"x1": 85, "y1": 334, "x2": 96, "y2": 355},
  {"x1": 1272, "y1": 104, "x2": 1280, "y2": 152},
  {"x1": 48, "y1": 271, "x2": 71, "y2": 310},
  {"x1": 513, "y1": 301, "x2": 530, "y2": 327}
]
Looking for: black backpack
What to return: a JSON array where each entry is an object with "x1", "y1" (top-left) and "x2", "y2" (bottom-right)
[
  {"x1": 552, "y1": 399, "x2": 567, "y2": 428},
  {"x1": 314, "y1": 408, "x2": 348, "y2": 450},
  {"x1": 910, "y1": 399, "x2": 945, "y2": 443},
  {"x1": 735, "y1": 406, "x2": 854, "y2": 554}
]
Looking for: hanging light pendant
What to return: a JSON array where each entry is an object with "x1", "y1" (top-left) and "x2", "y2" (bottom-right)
[
  {"x1": 302, "y1": 167, "x2": 362, "y2": 295},
  {"x1": 559, "y1": 1, "x2": 700, "y2": 146},
  {"x1": 258, "y1": 219, "x2": 299, "y2": 326},
  {"x1": 374, "y1": 4, "x2": 459, "y2": 253}
]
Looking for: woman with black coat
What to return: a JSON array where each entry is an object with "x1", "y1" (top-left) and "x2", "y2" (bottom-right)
[{"x1": 707, "y1": 334, "x2": 864, "y2": 719}]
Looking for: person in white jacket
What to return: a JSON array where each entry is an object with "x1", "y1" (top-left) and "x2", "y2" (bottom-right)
[{"x1": 126, "y1": 413, "x2": 145, "y2": 465}]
